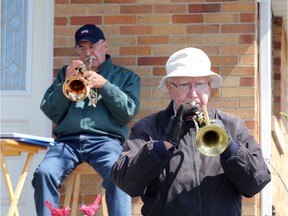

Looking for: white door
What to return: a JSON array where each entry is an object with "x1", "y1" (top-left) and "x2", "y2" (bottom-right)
[{"x1": 1, "y1": 0, "x2": 54, "y2": 215}]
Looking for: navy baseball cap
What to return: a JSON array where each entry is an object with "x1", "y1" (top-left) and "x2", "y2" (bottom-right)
[{"x1": 75, "y1": 24, "x2": 105, "y2": 47}]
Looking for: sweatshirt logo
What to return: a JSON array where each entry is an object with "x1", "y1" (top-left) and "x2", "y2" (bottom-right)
[{"x1": 80, "y1": 118, "x2": 95, "y2": 129}]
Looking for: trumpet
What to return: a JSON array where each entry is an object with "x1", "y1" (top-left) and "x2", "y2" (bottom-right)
[
  {"x1": 192, "y1": 104, "x2": 229, "y2": 157},
  {"x1": 62, "y1": 57, "x2": 98, "y2": 107}
]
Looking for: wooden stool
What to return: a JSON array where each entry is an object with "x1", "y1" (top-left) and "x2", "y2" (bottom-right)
[{"x1": 64, "y1": 163, "x2": 108, "y2": 216}]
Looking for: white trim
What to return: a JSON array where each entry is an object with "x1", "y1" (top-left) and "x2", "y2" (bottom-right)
[
  {"x1": 42, "y1": 0, "x2": 54, "y2": 137},
  {"x1": 25, "y1": 0, "x2": 34, "y2": 95},
  {"x1": 258, "y1": 0, "x2": 273, "y2": 216}
]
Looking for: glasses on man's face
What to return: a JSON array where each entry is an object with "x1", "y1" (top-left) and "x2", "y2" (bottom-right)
[
  {"x1": 170, "y1": 81, "x2": 210, "y2": 93},
  {"x1": 75, "y1": 40, "x2": 105, "y2": 55}
]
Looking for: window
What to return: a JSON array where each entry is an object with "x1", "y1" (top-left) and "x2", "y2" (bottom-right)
[{"x1": 1, "y1": 0, "x2": 32, "y2": 95}]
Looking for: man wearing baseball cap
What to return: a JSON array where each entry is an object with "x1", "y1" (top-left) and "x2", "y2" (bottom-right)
[
  {"x1": 74, "y1": 24, "x2": 105, "y2": 47},
  {"x1": 32, "y1": 24, "x2": 140, "y2": 216},
  {"x1": 111, "y1": 47, "x2": 271, "y2": 215}
]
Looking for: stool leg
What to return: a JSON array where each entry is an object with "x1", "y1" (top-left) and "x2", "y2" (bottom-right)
[
  {"x1": 101, "y1": 189, "x2": 108, "y2": 216},
  {"x1": 64, "y1": 172, "x2": 76, "y2": 207},
  {"x1": 71, "y1": 173, "x2": 81, "y2": 216}
]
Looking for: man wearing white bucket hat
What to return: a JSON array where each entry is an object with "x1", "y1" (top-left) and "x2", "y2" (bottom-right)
[{"x1": 111, "y1": 47, "x2": 270, "y2": 216}]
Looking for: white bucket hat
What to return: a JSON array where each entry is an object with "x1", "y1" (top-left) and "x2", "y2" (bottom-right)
[{"x1": 159, "y1": 47, "x2": 222, "y2": 92}]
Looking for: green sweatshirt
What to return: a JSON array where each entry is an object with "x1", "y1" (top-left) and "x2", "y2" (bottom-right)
[{"x1": 40, "y1": 55, "x2": 141, "y2": 142}]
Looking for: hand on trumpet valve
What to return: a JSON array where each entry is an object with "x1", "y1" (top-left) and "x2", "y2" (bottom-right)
[
  {"x1": 181, "y1": 104, "x2": 201, "y2": 134},
  {"x1": 83, "y1": 72, "x2": 106, "y2": 89},
  {"x1": 182, "y1": 104, "x2": 200, "y2": 121},
  {"x1": 66, "y1": 60, "x2": 84, "y2": 79}
]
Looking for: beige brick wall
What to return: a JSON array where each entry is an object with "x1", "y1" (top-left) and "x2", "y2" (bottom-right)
[
  {"x1": 53, "y1": 0, "x2": 263, "y2": 215},
  {"x1": 271, "y1": 16, "x2": 288, "y2": 216}
]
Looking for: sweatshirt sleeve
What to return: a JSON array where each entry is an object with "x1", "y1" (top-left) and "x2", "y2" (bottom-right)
[
  {"x1": 99, "y1": 71, "x2": 140, "y2": 126},
  {"x1": 40, "y1": 66, "x2": 72, "y2": 123}
]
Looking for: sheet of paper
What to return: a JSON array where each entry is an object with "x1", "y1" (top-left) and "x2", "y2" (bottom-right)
[{"x1": 0, "y1": 133, "x2": 54, "y2": 146}]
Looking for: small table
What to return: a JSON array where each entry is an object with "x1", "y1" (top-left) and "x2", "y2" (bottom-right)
[{"x1": 0, "y1": 139, "x2": 47, "y2": 216}]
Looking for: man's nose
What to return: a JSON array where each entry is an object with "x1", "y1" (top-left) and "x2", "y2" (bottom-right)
[
  {"x1": 84, "y1": 48, "x2": 93, "y2": 55},
  {"x1": 187, "y1": 86, "x2": 198, "y2": 96}
]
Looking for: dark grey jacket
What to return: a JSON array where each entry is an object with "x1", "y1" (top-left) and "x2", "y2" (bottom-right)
[{"x1": 111, "y1": 102, "x2": 271, "y2": 216}]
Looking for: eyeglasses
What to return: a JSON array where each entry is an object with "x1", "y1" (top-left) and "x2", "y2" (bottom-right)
[
  {"x1": 170, "y1": 81, "x2": 210, "y2": 92},
  {"x1": 75, "y1": 40, "x2": 105, "y2": 55}
]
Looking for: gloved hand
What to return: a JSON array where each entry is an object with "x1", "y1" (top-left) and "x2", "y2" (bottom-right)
[
  {"x1": 163, "y1": 104, "x2": 185, "y2": 147},
  {"x1": 182, "y1": 104, "x2": 200, "y2": 134},
  {"x1": 182, "y1": 105, "x2": 199, "y2": 121}
]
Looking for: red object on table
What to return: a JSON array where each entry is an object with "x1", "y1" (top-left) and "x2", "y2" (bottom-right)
[
  {"x1": 79, "y1": 194, "x2": 102, "y2": 216},
  {"x1": 45, "y1": 200, "x2": 71, "y2": 216}
]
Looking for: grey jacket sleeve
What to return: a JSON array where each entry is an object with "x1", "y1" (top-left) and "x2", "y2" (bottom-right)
[
  {"x1": 111, "y1": 119, "x2": 168, "y2": 197},
  {"x1": 219, "y1": 111, "x2": 271, "y2": 197}
]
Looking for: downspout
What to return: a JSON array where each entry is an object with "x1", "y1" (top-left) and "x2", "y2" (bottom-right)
[{"x1": 258, "y1": 0, "x2": 272, "y2": 216}]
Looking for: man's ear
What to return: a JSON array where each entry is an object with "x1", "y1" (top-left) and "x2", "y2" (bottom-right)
[
  {"x1": 102, "y1": 41, "x2": 108, "y2": 50},
  {"x1": 208, "y1": 81, "x2": 212, "y2": 92},
  {"x1": 165, "y1": 80, "x2": 172, "y2": 90}
]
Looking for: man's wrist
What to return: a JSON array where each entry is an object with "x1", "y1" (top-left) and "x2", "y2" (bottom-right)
[
  {"x1": 153, "y1": 140, "x2": 173, "y2": 160},
  {"x1": 163, "y1": 140, "x2": 174, "y2": 150},
  {"x1": 220, "y1": 140, "x2": 239, "y2": 160}
]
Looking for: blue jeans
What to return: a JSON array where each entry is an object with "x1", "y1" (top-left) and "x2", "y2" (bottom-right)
[{"x1": 32, "y1": 135, "x2": 131, "y2": 216}]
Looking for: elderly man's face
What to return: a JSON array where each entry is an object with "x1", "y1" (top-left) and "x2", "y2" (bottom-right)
[
  {"x1": 166, "y1": 76, "x2": 212, "y2": 110},
  {"x1": 76, "y1": 40, "x2": 108, "y2": 70}
]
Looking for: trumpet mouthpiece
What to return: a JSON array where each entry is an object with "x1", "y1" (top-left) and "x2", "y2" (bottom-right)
[
  {"x1": 88, "y1": 56, "x2": 96, "y2": 62},
  {"x1": 190, "y1": 101, "x2": 197, "y2": 107}
]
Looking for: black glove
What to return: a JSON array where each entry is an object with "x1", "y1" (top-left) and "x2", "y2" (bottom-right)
[
  {"x1": 182, "y1": 104, "x2": 200, "y2": 134},
  {"x1": 182, "y1": 105, "x2": 199, "y2": 121},
  {"x1": 163, "y1": 104, "x2": 185, "y2": 147}
]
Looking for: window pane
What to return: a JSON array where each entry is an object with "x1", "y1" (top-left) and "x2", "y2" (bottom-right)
[{"x1": 1, "y1": 0, "x2": 29, "y2": 94}]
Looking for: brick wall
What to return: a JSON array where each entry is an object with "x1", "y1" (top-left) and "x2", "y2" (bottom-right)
[
  {"x1": 54, "y1": 0, "x2": 261, "y2": 215},
  {"x1": 273, "y1": 17, "x2": 288, "y2": 129},
  {"x1": 271, "y1": 16, "x2": 288, "y2": 216}
]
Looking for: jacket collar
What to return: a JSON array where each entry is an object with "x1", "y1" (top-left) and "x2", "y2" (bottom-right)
[{"x1": 98, "y1": 54, "x2": 112, "y2": 75}]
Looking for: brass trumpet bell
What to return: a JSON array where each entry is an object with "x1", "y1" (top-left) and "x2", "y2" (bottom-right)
[
  {"x1": 62, "y1": 76, "x2": 90, "y2": 102},
  {"x1": 62, "y1": 57, "x2": 98, "y2": 107},
  {"x1": 195, "y1": 124, "x2": 229, "y2": 157},
  {"x1": 193, "y1": 105, "x2": 229, "y2": 157}
]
